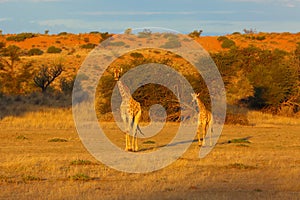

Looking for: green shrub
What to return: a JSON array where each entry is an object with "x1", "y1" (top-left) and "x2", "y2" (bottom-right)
[
  {"x1": 58, "y1": 32, "x2": 68, "y2": 36},
  {"x1": 0, "y1": 42, "x2": 5, "y2": 49},
  {"x1": 83, "y1": 37, "x2": 89, "y2": 43},
  {"x1": 109, "y1": 41, "x2": 126, "y2": 46},
  {"x1": 160, "y1": 39, "x2": 181, "y2": 49},
  {"x1": 221, "y1": 38, "x2": 236, "y2": 49},
  {"x1": 256, "y1": 35, "x2": 266, "y2": 41},
  {"x1": 188, "y1": 30, "x2": 203, "y2": 38},
  {"x1": 70, "y1": 173, "x2": 91, "y2": 181},
  {"x1": 70, "y1": 159, "x2": 93, "y2": 165},
  {"x1": 48, "y1": 138, "x2": 68, "y2": 142},
  {"x1": 217, "y1": 36, "x2": 228, "y2": 41},
  {"x1": 47, "y1": 46, "x2": 62, "y2": 53},
  {"x1": 130, "y1": 52, "x2": 144, "y2": 59},
  {"x1": 16, "y1": 135, "x2": 28, "y2": 140},
  {"x1": 28, "y1": 48, "x2": 43, "y2": 56},
  {"x1": 80, "y1": 43, "x2": 96, "y2": 49},
  {"x1": 60, "y1": 77, "x2": 74, "y2": 94},
  {"x1": 22, "y1": 175, "x2": 41, "y2": 182},
  {"x1": 90, "y1": 31, "x2": 100, "y2": 34},
  {"x1": 100, "y1": 32, "x2": 111, "y2": 41},
  {"x1": 6, "y1": 32, "x2": 36, "y2": 42},
  {"x1": 137, "y1": 29, "x2": 152, "y2": 38}
]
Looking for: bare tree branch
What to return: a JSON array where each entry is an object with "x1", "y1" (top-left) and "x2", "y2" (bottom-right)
[{"x1": 34, "y1": 63, "x2": 63, "y2": 93}]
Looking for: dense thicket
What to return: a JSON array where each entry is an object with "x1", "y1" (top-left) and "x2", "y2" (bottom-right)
[
  {"x1": 211, "y1": 45, "x2": 300, "y2": 113},
  {"x1": 1, "y1": 37, "x2": 300, "y2": 121}
]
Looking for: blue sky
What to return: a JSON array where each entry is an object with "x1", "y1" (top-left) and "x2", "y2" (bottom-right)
[{"x1": 0, "y1": 0, "x2": 300, "y2": 35}]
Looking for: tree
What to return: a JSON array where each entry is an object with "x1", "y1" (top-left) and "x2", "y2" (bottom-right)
[
  {"x1": 188, "y1": 30, "x2": 203, "y2": 38},
  {"x1": 0, "y1": 45, "x2": 21, "y2": 72},
  {"x1": 60, "y1": 77, "x2": 74, "y2": 95},
  {"x1": 0, "y1": 45, "x2": 31, "y2": 94},
  {"x1": 34, "y1": 63, "x2": 63, "y2": 93},
  {"x1": 243, "y1": 28, "x2": 256, "y2": 34},
  {"x1": 137, "y1": 29, "x2": 152, "y2": 38},
  {"x1": 124, "y1": 28, "x2": 132, "y2": 35}
]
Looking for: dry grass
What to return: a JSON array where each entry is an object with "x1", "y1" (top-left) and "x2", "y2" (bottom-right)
[
  {"x1": 248, "y1": 111, "x2": 300, "y2": 126},
  {"x1": 1, "y1": 108, "x2": 300, "y2": 199},
  {"x1": 0, "y1": 108, "x2": 74, "y2": 129}
]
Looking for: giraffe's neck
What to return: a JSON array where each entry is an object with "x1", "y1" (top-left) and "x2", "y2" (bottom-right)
[
  {"x1": 196, "y1": 98, "x2": 206, "y2": 111},
  {"x1": 117, "y1": 81, "x2": 131, "y2": 101}
]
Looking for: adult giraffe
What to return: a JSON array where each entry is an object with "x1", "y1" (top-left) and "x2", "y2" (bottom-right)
[
  {"x1": 191, "y1": 93, "x2": 213, "y2": 146},
  {"x1": 114, "y1": 68, "x2": 142, "y2": 151}
]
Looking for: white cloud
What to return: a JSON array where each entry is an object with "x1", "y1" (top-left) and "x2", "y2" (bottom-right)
[
  {"x1": 0, "y1": 17, "x2": 10, "y2": 22},
  {"x1": 79, "y1": 10, "x2": 236, "y2": 16},
  {"x1": 225, "y1": 0, "x2": 300, "y2": 7},
  {"x1": 80, "y1": 11, "x2": 197, "y2": 16}
]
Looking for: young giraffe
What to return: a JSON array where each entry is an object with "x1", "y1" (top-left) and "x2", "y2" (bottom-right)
[
  {"x1": 114, "y1": 69, "x2": 142, "y2": 152},
  {"x1": 191, "y1": 93, "x2": 213, "y2": 146}
]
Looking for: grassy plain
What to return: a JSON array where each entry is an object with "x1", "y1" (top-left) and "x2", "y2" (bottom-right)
[{"x1": 0, "y1": 109, "x2": 300, "y2": 199}]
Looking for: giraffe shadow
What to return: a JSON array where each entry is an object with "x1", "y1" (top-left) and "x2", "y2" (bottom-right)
[{"x1": 138, "y1": 139, "x2": 199, "y2": 152}]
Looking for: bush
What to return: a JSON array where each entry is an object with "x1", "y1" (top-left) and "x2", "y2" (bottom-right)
[
  {"x1": 58, "y1": 32, "x2": 68, "y2": 36},
  {"x1": 80, "y1": 43, "x2": 96, "y2": 49},
  {"x1": 160, "y1": 39, "x2": 181, "y2": 49},
  {"x1": 221, "y1": 38, "x2": 236, "y2": 49},
  {"x1": 188, "y1": 30, "x2": 203, "y2": 38},
  {"x1": 0, "y1": 42, "x2": 5, "y2": 49},
  {"x1": 47, "y1": 46, "x2": 62, "y2": 53},
  {"x1": 109, "y1": 41, "x2": 126, "y2": 46},
  {"x1": 90, "y1": 31, "x2": 100, "y2": 34},
  {"x1": 100, "y1": 32, "x2": 111, "y2": 41},
  {"x1": 83, "y1": 37, "x2": 89, "y2": 43},
  {"x1": 6, "y1": 32, "x2": 36, "y2": 42},
  {"x1": 28, "y1": 48, "x2": 43, "y2": 56},
  {"x1": 70, "y1": 159, "x2": 93, "y2": 165},
  {"x1": 48, "y1": 138, "x2": 68, "y2": 142},
  {"x1": 70, "y1": 173, "x2": 91, "y2": 181},
  {"x1": 60, "y1": 77, "x2": 74, "y2": 94},
  {"x1": 130, "y1": 52, "x2": 144, "y2": 59},
  {"x1": 256, "y1": 35, "x2": 266, "y2": 41},
  {"x1": 217, "y1": 36, "x2": 228, "y2": 41},
  {"x1": 137, "y1": 29, "x2": 152, "y2": 38}
]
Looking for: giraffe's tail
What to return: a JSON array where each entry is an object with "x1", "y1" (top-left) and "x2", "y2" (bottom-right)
[{"x1": 137, "y1": 125, "x2": 145, "y2": 136}]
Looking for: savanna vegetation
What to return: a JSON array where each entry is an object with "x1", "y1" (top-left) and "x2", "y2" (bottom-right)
[
  {"x1": 1, "y1": 31, "x2": 300, "y2": 123},
  {"x1": 1, "y1": 30, "x2": 300, "y2": 199}
]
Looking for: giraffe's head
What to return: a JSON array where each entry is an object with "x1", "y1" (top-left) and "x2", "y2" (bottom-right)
[
  {"x1": 113, "y1": 67, "x2": 123, "y2": 81},
  {"x1": 191, "y1": 93, "x2": 200, "y2": 103}
]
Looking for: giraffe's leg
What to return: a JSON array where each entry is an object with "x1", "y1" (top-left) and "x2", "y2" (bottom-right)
[
  {"x1": 197, "y1": 130, "x2": 201, "y2": 146},
  {"x1": 125, "y1": 133, "x2": 130, "y2": 151},
  {"x1": 202, "y1": 122, "x2": 207, "y2": 146},
  {"x1": 127, "y1": 117, "x2": 133, "y2": 151},
  {"x1": 132, "y1": 110, "x2": 141, "y2": 152},
  {"x1": 209, "y1": 120, "x2": 212, "y2": 147},
  {"x1": 122, "y1": 112, "x2": 132, "y2": 151}
]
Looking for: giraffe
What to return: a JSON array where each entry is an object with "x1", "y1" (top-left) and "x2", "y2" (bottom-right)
[
  {"x1": 114, "y1": 69, "x2": 142, "y2": 152},
  {"x1": 191, "y1": 93, "x2": 213, "y2": 146}
]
